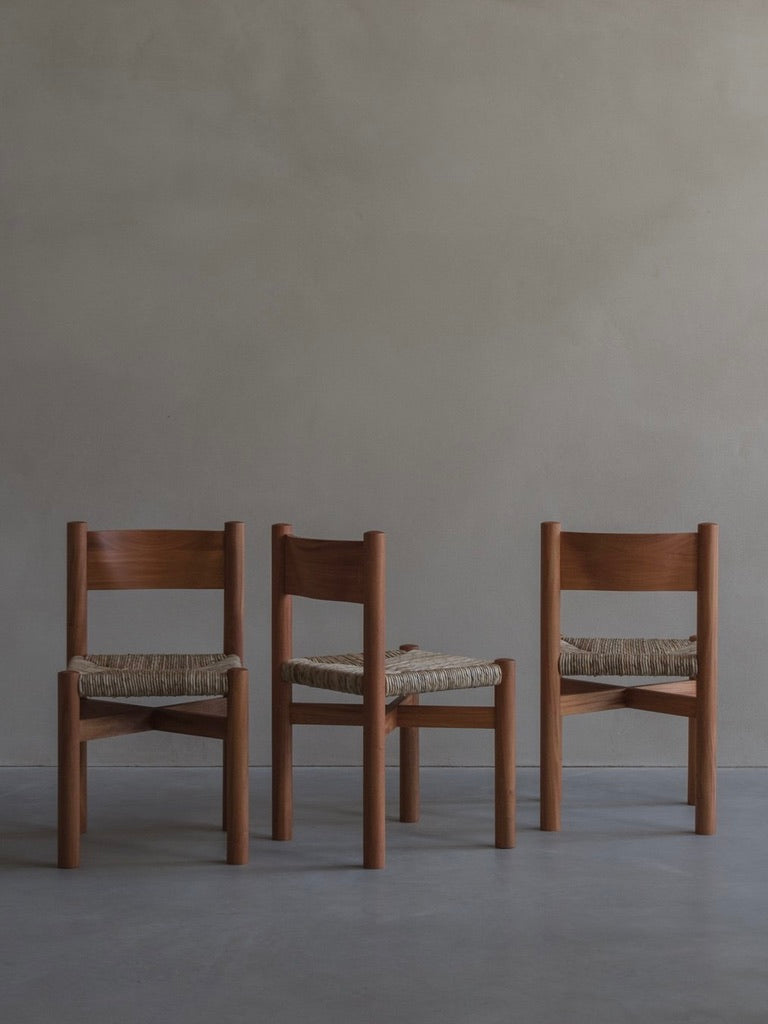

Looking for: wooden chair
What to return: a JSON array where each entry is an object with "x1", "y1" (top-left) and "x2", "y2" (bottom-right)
[
  {"x1": 58, "y1": 522, "x2": 249, "y2": 868},
  {"x1": 540, "y1": 522, "x2": 718, "y2": 834},
  {"x1": 272, "y1": 524, "x2": 515, "y2": 868}
]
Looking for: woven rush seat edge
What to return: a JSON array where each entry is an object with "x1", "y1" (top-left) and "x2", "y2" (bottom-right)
[
  {"x1": 560, "y1": 637, "x2": 697, "y2": 678},
  {"x1": 282, "y1": 649, "x2": 502, "y2": 698},
  {"x1": 69, "y1": 653, "x2": 241, "y2": 698}
]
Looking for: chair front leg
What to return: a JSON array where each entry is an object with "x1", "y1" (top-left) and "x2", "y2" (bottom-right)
[
  {"x1": 687, "y1": 716, "x2": 697, "y2": 806},
  {"x1": 363, "y1": 698, "x2": 386, "y2": 869},
  {"x1": 222, "y1": 738, "x2": 229, "y2": 830},
  {"x1": 226, "y1": 668, "x2": 249, "y2": 865},
  {"x1": 494, "y1": 659, "x2": 516, "y2": 848},
  {"x1": 79, "y1": 742, "x2": 88, "y2": 833},
  {"x1": 272, "y1": 678, "x2": 293, "y2": 841},
  {"x1": 58, "y1": 671, "x2": 81, "y2": 868},
  {"x1": 695, "y1": 684, "x2": 717, "y2": 836},
  {"x1": 540, "y1": 666, "x2": 562, "y2": 831}
]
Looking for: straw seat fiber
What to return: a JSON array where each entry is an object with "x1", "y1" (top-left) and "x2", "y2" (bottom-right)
[
  {"x1": 282, "y1": 649, "x2": 502, "y2": 698},
  {"x1": 559, "y1": 637, "x2": 697, "y2": 678},
  {"x1": 71, "y1": 653, "x2": 241, "y2": 698}
]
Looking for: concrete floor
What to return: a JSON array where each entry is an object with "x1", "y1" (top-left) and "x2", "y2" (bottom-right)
[{"x1": 1, "y1": 767, "x2": 767, "y2": 1024}]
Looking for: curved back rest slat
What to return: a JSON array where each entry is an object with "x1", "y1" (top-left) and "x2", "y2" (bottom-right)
[
  {"x1": 86, "y1": 530, "x2": 226, "y2": 590},
  {"x1": 272, "y1": 524, "x2": 386, "y2": 701},
  {"x1": 559, "y1": 531, "x2": 698, "y2": 591},
  {"x1": 283, "y1": 536, "x2": 366, "y2": 604}
]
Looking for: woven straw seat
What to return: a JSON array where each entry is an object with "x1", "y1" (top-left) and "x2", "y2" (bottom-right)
[
  {"x1": 70, "y1": 653, "x2": 241, "y2": 698},
  {"x1": 283, "y1": 648, "x2": 502, "y2": 698},
  {"x1": 560, "y1": 637, "x2": 697, "y2": 678}
]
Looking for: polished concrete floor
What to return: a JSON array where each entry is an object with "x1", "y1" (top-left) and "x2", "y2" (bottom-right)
[{"x1": 2, "y1": 767, "x2": 767, "y2": 1024}]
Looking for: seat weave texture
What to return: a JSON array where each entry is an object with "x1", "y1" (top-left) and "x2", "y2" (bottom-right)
[
  {"x1": 69, "y1": 654, "x2": 241, "y2": 698},
  {"x1": 560, "y1": 637, "x2": 697, "y2": 678},
  {"x1": 282, "y1": 648, "x2": 501, "y2": 698}
]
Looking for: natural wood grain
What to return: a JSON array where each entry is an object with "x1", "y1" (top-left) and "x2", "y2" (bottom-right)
[
  {"x1": 163, "y1": 697, "x2": 230, "y2": 716},
  {"x1": 86, "y1": 530, "x2": 225, "y2": 590},
  {"x1": 79, "y1": 701, "x2": 154, "y2": 741},
  {"x1": 494, "y1": 660, "x2": 516, "y2": 849},
  {"x1": 222, "y1": 738, "x2": 229, "y2": 831},
  {"x1": 540, "y1": 521, "x2": 562, "y2": 831},
  {"x1": 58, "y1": 672, "x2": 80, "y2": 868},
  {"x1": 289, "y1": 703, "x2": 366, "y2": 727},
  {"x1": 284, "y1": 536, "x2": 366, "y2": 603},
  {"x1": 687, "y1": 717, "x2": 697, "y2": 806},
  {"x1": 272, "y1": 523, "x2": 294, "y2": 842},
  {"x1": 560, "y1": 530, "x2": 698, "y2": 591},
  {"x1": 79, "y1": 743, "x2": 87, "y2": 834},
  {"x1": 226, "y1": 668, "x2": 249, "y2": 864},
  {"x1": 222, "y1": 522, "x2": 243, "y2": 833},
  {"x1": 363, "y1": 531, "x2": 386, "y2": 869},
  {"x1": 560, "y1": 677, "x2": 628, "y2": 695},
  {"x1": 560, "y1": 678, "x2": 628, "y2": 715},
  {"x1": 151, "y1": 704, "x2": 228, "y2": 740},
  {"x1": 80, "y1": 697, "x2": 155, "y2": 718},
  {"x1": 395, "y1": 706, "x2": 497, "y2": 729},
  {"x1": 625, "y1": 680, "x2": 697, "y2": 717},
  {"x1": 67, "y1": 522, "x2": 87, "y2": 660},
  {"x1": 223, "y1": 522, "x2": 245, "y2": 657},
  {"x1": 385, "y1": 698, "x2": 404, "y2": 735},
  {"x1": 695, "y1": 522, "x2": 718, "y2": 835},
  {"x1": 399, "y1": 688, "x2": 420, "y2": 824}
]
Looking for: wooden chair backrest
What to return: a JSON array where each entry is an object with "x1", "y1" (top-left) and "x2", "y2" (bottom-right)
[
  {"x1": 559, "y1": 530, "x2": 699, "y2": 592},
  {"x1": 541, "y1": 522, "x2": 718, "y2": 681},
  {"x1": 272, "y1": 524, "x2": 386, "y2": 697},
  {"x1": 283, "y1": 536, "x2": 367, "y2": 604},
  {"x1": 85, "y1": 529, "x2": 227, "y2": 590},
  {"x1": 66, "y1": 522, "x2": 244, "y2": 660}
]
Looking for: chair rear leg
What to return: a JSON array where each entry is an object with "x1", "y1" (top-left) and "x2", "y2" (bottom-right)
[
  {"x1": 226, "y1": 669, "x2": 249, "y2": 865},
  {"x1": 494, "y1": 659, "x2": 516, "y2": 848},
  {"x1": 79, "y1": 742, "x2": 88, "y2": 833},
  {"x1": 58, "y1": 672, "x2": 81, "y2": 868},
  {"x1": 399, "y1": 694, "x2": 420, "y2": 823}
]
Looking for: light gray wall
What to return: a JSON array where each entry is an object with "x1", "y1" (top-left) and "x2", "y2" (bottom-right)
[{"x1": 3, "y1": 0, "x2": 766, "y2": 766}]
